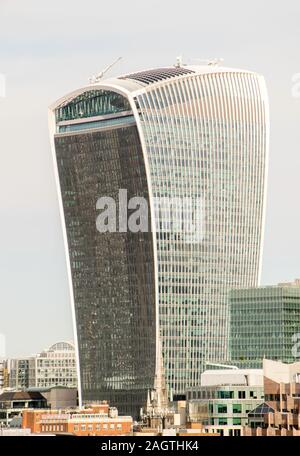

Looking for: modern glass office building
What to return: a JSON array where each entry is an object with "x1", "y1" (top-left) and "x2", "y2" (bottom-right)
[
  {"x1": 49, "y1": 64, "x2": 269, "y2": 416},
  {"x1": 229, "y1": 281, "x2": 300, "y2": 368},
  {"x1": 187, "y1": 384, "x2": 264, "y2": 435}
]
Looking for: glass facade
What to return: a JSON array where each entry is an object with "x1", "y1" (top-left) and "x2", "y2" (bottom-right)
[
  {"x1": 229, "y1": 286, "x2": 300, "y2": 367},
  {"x1": 54, "y1": 108, "x2": 156, "y2": 417},
  {"x1": 55, "y1": 90, "x2": 131, "y2": 123},
  {"x1": 135, "y1": 71, "x2": 268, "y2": 395},
  {"x1": 187, "y1": 385, "x2": 264, "y2": 427},
  {"x1": 51, "y1": 66, "x2": 269, "y2": 413}
]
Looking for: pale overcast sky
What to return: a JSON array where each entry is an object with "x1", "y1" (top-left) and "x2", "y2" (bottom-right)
[{"x1": 0, "y1": 0, "x2": 300, "y2": 357}]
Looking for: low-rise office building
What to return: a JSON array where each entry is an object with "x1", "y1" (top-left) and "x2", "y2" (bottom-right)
[
  {"x1": 187, "y1": 368, "x2": 264, "y2": 436},
  {"x1": 9, "y1": 359, "x2": 29, "y2": 389},
  {"x1": 8, "y1": 341, "x2": 77, "y2": 390},
  {"x1": 29, "y1": 341, "x2": 77, "y2": 388}
]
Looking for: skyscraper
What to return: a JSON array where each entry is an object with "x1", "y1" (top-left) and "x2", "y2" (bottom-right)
[{"x1": 49, "y1": 63, "x2": 269, "y2": 416}]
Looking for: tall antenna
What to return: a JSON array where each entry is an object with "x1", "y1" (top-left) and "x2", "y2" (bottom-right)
[{"x1": 89, "y1": 57, "x2": 122, "y2": 84}]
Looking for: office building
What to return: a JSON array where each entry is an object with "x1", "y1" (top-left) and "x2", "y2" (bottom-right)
[
  {"x1": 50, "y1": 62, "x2": 269, "y2": 416},
  {"x1": 29, "y1": 341, "x2": 77, "y2": 388},
  {"x1": 186, "y1": 368, "x2": 263, "y2": 436},
  {"x1": 9, "y1": 341, "x2": 77, "y2": 389},
  {"x1": 0, "y1": 361, "x2": 4, "y2": 391},
  {"x1": 230, "y1": 279, "x2": 300, "y2": 368},
  {"x1": 9, "y1": 359, "x2": 30, "y2": 389}
]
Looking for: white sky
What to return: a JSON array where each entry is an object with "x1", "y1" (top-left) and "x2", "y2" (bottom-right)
[{"x1": 0, "y1": 0, "x2": 300, "y2": 356}]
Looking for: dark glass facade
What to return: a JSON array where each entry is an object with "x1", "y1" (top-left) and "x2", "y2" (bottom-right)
[{"x1": 54, "y1": 122, "x2": 156, "y2": 417}]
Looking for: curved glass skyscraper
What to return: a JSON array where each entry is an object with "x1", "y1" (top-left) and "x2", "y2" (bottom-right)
[{"x1": 49, "y1": 64, "x2": 269, "y2": 417}]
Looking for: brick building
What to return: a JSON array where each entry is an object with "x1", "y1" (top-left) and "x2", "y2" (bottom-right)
[
  {"x1": 22, "y1": 403, "x2": 132, "y2": 436},
  {"x1": 244, "y1": 359, "x2": 300, "y2": 436}
]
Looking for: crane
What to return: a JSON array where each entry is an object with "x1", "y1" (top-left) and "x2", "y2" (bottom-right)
[{"x1": 89, "y1": 57, "x2": 122, "y2": 84}]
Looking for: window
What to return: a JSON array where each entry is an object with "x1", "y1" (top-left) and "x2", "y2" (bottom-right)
[
  {"x1": 81, "y1": 425, "x2": 86, "y2": 431},
  {"x1": 245, "y1": 406, "x2": 251, "y2": 413},
  {"x1": 233, "y1": 404, "x2": 242, "y2": 414},
  {"x1": 74, "y1": 425, "x2": 79, "y2": 431},
  {"x1": 88, "y1": 424, "x2": 93, "y2": 431},
  {"x1": 233, "y1": 418, "x2": 242, "y2": 425},
  {"x1": 238, "y1": 391, "x2": 246, "y2": 399},
  {"x1": 217, "y1": 405, "x2": 227, "y2": 414},
  {"x1": 96, "y1": 424, "x2": 101, "y2": 430},
  {"x1": 218, "y1": 418, "x2": 227, "y2": 425},
  {"x1": 217, "y1": 390, "x2": 234, "y2": 399},
  {"x1": 110, "y1": 424, "x2": 115, "y2": 429}
]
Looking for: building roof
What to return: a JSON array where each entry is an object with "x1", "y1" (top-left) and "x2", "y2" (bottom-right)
[
  {"x1": 200, "y1": 368, "x2": 263, "y2": 387},
  {"x1": 263, "y1": 359, "x2": 300, "y2": 384},
  {"x1": 26, "y1": 386, "x2": 77, "y2": 392},
  {"x1": 119, "y1": 66, "x2": 195, "y2": 85},
  {"x1": 50, "y1": 64, "x2": 258, "y2": 111},
  {"x1": 248, "y1": 402, "x2": 274, "y2": 417},
  {"x1": 0, "y1": 391, "x2": 45, "y2": 402},
  {"x1": 48, "y1": 341, "x2": 75, "y2": 352}
]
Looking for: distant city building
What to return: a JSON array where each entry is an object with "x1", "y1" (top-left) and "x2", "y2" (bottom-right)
[
  {"x1": 22, "y1": 403, "x2": 132, "y2": 436},
  {"x1": 0, "y1": 386, "x2": 77, "y2": 427},
  {"x1": 2, "y1": 363, "x2": 9, "y2": 389},
  {"x1": 244, "y1": 359, "x2": 300, "y2": 436},
  {"x1": 8, "y1": 342, "x2": 77, "y2": 390},
  {"x1": 34, "y1": 386, "x2": 77, "y2": 410},
  {"x1": 50, "y1": 63, "x2": 269, "y2": 416},
  {"x1": 9, "y1": 359, "x2": 30, "y2": 389},
  {"x1": 29, "y1": 341, "x2": 77, "y2": 388},
  {"x1": 0, "y1": 390, "x2": 47, "y2": 426},
  {"x1": 0, "y1": 361, "x2": 4, "y2": 391},
  {"x1": 229, "y1": 279, "x2": 300, "y2": 368},
  {"x1": 186, "y1": 368, "x2": 264, "y2": 436}
]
